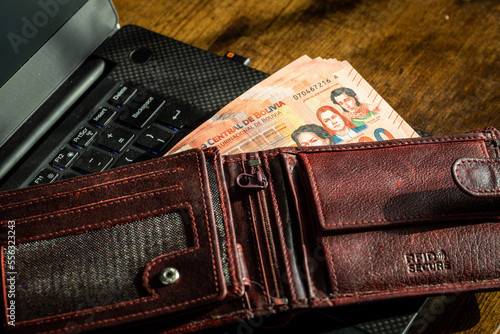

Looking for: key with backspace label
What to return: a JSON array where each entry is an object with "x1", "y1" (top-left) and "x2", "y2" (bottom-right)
[{"x1": 119, "y1": 95, "x2": 165, "y2": 129}]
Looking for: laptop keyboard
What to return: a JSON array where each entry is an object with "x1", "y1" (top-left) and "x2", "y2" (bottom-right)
[{"x1": 30, "y1": 83, "x2": 194, "y2": 186}]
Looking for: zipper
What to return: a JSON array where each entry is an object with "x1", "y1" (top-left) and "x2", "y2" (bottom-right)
[
  {"x1": 486, "y1": 128, "x2": 500, "y2": 157},
  {"x1": 237, "y1": 158, "x2": 285, "y2": 306},
  {"x1": 236, "y1": 171, "x2": 268, "y2": 189},
  {"x1": 492, "y1": 138, "x2": 500, "y2": 158}
]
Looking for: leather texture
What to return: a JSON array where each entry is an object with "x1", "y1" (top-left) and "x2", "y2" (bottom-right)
[
  {"x1": 1, "y1": 127, "x2": 499, "y2": 333},
  {"x1": 453, "y1": 157, "x2": 500, "y2": 197}
]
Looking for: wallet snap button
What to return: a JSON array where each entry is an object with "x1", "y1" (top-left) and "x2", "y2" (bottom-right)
[{"x1": 159, "y1": 267, "x2": 180, "y2": 286}]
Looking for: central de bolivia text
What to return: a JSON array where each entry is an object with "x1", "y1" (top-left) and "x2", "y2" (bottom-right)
[{"x1": 201, "y1": 101, "x2": 285, "y2": 148}]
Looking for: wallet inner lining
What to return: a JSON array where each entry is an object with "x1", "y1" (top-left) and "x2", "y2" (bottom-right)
[
  {"x1": 5, "y1": 212, "x2": 192, "y2": 322},
  {"x1": 206, "y1": 160, "x2": 231, "y2": 287}
]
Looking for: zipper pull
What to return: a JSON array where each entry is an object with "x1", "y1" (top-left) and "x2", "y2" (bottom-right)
[
  {"x1": 236, "y1": 159, "x2": 268, "y2": 189},
  {"x1": 236, "y1": 171, "x2": 268, "y2": 189}
]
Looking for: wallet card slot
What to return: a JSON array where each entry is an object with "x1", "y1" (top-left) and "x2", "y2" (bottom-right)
[
  {"x1": 0, "y1": 157, "x2": 184, "y2": 212},
  {"x1": 319, "y1": 221, "x2": 500, "y2": 303},
  {"x1": 246, "y1": 171, "x2": 286, "y2": 303},
  {"x1": 266, "y1": 154, "x2": 309, "y2": 304},
  {"x1": 3, "y1": 210, "x2": 193, "y2": 323},
  {"x1": 280, "y1": 152, "x2": 332, "y2": 303},
  {"x1": 235, "y1": 153, "x2": 309, "y2": 307},
  {"x1": 0, "y1": 168, "x2": 184, "y2": 220},
  {"x1": 204, "y1": 154, "x2": 238, "y2": 290},
  {"x1": 298, "y1": 139, "x2": 498, "y2": 232},
  {"x1": 289, "y1": 136, "x2": 500, "y2": 305},
  {"x1": 1, "y1": 149, "x2": 237, "y2": 333}
]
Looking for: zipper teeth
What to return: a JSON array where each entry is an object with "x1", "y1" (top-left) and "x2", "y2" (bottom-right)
[
  {"x1": 487, "y1": 129, "x2": 500, "y2": 158},
  {"x1": 252, "y1": 164, "x2": 283, "y2": 301},
  {"x1": 247, "y1": 193, "x2": 273, "y2": 304},
  {"x1": 494, "y1": 140, "x2": 500, "y2": 158}
]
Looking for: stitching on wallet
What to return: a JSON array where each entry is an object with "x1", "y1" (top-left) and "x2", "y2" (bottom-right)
[
  {"x1": 0, "y1": 151, "x2": 197, "y2": 200},
  {"x1": 16, "y1": 184, "x2": 182, "y2": 228},
  {"x1": 316, "y1": 142, "x2": 493, "y2": 228},
  {"x1": 300, "y1": 155, "x2": 340, "y2": 296},
  {"x1": 28, "y1": 291, "x2": 220, "y2": 332},
  {"x1": 17, "y1": 188, "x2": 184, "y2": 243},
  {"x1": 208, "y1": 152, "x2": 242, "y2": 294},
  {"x1": 172, "y1": 308, "x2": 257, "y2": 333},
  {"x1": 330, "y1": 278, "x2": 500, "y2": 300},
  {"x1": 18, "y1": 152, "x2": 222, "y2": 332},
  {"x1": 322, "y1": 211, "x2": 500, "y2": 228},
  {"x1": 204, "y1": 150, "x2": 242, "y2": 294},
  {"x1": 194, "y1": 150, "x2": 221, "y2": 298},
  {"x1": 299, "y1": 154, "x2": 326, "y2": 229},
  {"x1": 12, "y1": 204, "x2": 200, "y2": 327},
  {"x1": 222, "y1": 135, "x2": 488, "y2": 163},
  {"x1": 0, "y1": 168, "x2": 183, "y2": 212},
  {"x1": 143, "y1": 249, "x2": 197, "y2": 294},
  {"x1": 255, "y1": 151, "x2": 283, "y2": 300},
  {"x1": 322, "y1": 241, "x2": 340, "y2": 297},
  {"x1": 142, "y1": 206, "x2": 199, "y2": 294},
  {"x1": 454, "y1": 158, "x2": 500, "y2": 194}
]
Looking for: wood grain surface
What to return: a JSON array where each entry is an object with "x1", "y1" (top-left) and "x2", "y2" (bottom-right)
[{"x1": 113, "y1": 0, "x2": 499, "y2": 333}]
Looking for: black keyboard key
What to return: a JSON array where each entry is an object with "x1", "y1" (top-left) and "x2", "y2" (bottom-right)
[
  {"x1": 109, "y1": 84, "x2": 137, "y2": 107},
  {"x1": 73, "y1": 150, "x2": 114, "y2": 174},
  {"x1": 30, "y1": 169, "x2": 59, "y2": 186},
  {"x1": 135, "y1": 126, "x2": 174, "y2": 154},
  {"x1": 70, "y1": 127, "x2": 98, "y2": 148},
  {"x1": 119, "y1": 95, "x2": 165, "y2": 129},
  {"x1": 90, "y1": 107, "x2": 116, "y2": 128},
  {"x1": 50, "y1": 147, "x2": 79, "y2": 170},
  {"x1": 97, "y1": 127, "x2": 135, "y2": 153},
  {"x1": 157, "y1": 101, "x2": 194, "y2": 129},
  {"x1": 114, "y1": 150, "x2": 152, "y2": 167}
]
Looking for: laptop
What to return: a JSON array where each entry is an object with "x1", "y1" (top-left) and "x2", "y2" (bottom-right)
[{"x1": 0, "y1": 0, "x2": 268, "y2": 191}]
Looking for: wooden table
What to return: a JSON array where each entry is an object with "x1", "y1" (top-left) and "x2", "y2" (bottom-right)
[{"x1": 114, "y1": 0, "x2": 499, "y2": 333}]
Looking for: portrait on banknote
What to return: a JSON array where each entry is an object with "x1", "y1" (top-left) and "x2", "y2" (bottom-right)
[{"x1": 167, "y1": 56, "x2": 417, "y2": 156}]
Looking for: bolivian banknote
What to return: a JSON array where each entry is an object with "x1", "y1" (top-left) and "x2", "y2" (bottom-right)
[{"x1": 167, "y1": 56, "x2": 417, "y2": 155}]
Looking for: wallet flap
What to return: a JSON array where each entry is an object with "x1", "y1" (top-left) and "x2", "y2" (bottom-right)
[
  {"x1": 286, "y1": 132, "x2": 500, "y2": 306},
  {"x1": 452, "y1": 158, "x2": 500, "y2": 197},
  {"x1": 298, "y1": 135, "x2": 500, "y2": 232},
  {"x1": 0, "y1": 150, "x2": 236, "y2": 333}
]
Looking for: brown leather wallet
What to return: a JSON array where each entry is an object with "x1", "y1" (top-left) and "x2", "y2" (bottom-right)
[{"x1": 1, "y1": 127, "x2": 499, "y2": 333}]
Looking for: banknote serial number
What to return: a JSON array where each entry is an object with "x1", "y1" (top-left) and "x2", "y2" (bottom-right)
[{"x1": 293, "y1": 79, "x2": 332, "y2": 100}]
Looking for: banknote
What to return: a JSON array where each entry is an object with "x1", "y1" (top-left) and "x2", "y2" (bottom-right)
[{"x1": 167, "y1": 56, "x2": 418, "y2": 155}]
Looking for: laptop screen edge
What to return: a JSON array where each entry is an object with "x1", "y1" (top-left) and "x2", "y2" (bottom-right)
[{"x1": 0, "y1": 0, "x2": 119, "y2": 148}]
